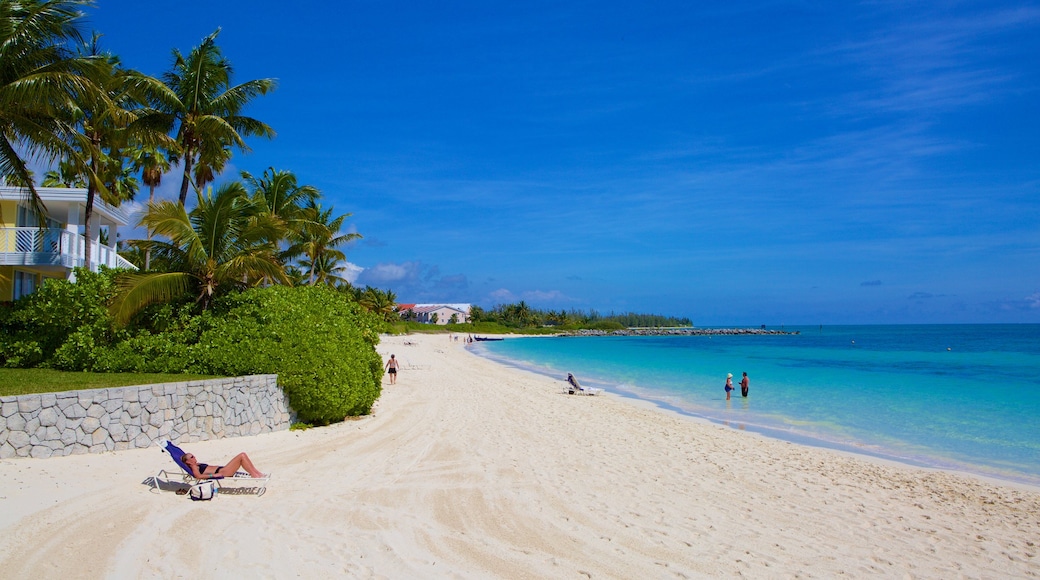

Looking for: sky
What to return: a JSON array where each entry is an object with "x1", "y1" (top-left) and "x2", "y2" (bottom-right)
[{"x1": 76, "y1": 1, "x2": 1040, "y2": 324}]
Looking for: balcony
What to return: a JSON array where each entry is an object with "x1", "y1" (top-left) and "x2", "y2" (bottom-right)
[{"x1": 0, "y1": 227, "x2": 136, "y2": 271}]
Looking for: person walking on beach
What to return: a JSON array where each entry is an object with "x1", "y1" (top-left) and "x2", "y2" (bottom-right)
[
  {"x1": 725, "y1": 373, "x2": 734, "y2": 400},
  {"x1": 740, "y1": 372, "x2": 749, "y2": 397},
  {"x1": 385, "y1": 354, "x2": 399, "y2": 384}
]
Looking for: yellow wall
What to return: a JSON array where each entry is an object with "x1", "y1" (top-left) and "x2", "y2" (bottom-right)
[
  {"x1": 0, "y1": 200, "x2": 16, "y2": 227},
  {"x1": 0, "y1": 266, "x2": 12, "y2": 302}
]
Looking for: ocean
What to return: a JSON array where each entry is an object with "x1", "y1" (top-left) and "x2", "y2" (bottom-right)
[{"x1": 472, "y1": 325, "x2": 1040, "y2": 486}]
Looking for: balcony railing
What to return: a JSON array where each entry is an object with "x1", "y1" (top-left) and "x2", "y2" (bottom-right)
[{"x1": 0, "y1": 227, "x2": 136, "y2": 271}]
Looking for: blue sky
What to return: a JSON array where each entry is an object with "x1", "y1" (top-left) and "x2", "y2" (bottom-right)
[{"x1": 81, "y1": 1, "x2": 1039, "y2": 324}]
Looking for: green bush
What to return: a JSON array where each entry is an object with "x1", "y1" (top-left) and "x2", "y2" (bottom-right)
[
  {"x1": 0, "y1": 268, "x2": 118, "y2": 368},
  {"x1": 587, "y1": 320, "x2": 626, "y2": 331},
  {"x1": 198, "y1": 285, "x2": 383, "y2": 423}
]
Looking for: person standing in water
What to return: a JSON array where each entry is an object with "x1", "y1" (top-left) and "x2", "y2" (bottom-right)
[
  {"x1": 725, "y1": 373, "x2": 734, "y2": 400},
  {"x1": 385, "y1": 354, "x2": 400, "y2": 384},
  {"x1": 740, "y1": 372, "x2": 749, "y2": 397}
]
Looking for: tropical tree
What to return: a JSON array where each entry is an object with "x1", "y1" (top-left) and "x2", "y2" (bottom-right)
[
  {"x1": 112, "y1": 181, "x2": 287, "y2": 324},
  {"x1": 41, "y1": 158, "x2": 84, "y2": 186},
  {"x1": 357, "y1": 286, "x2": 397, "y2": 321},
  {"x1": 289, "y1": 203, "x2": 361, "y2": 285},
  {"x1": 63, "y1": 34, "x2": 173, "y2": 269},
  {"x1": 160, "y1": 29, "x2": 276, "y2": 206},
  {"x1": 242, "y1": 167, "x2": 319, "y2": 250},
  {"x1": 127, "y1": 144, "x2": 170, "y2": 269},
  {"x1": 299, "y1": 252, "x2": 348, "y2": 287},
  {"x1": 0, "y1": 0, "x2": 101, "y2": 218}
]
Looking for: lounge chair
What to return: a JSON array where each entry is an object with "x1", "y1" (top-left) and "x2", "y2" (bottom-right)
[
  {"x1": 566, "y1": 373, "x2": 603, "y2": 395},
  {"x1": 152, "y1": 439, "x2": 270, "y2": 496}
]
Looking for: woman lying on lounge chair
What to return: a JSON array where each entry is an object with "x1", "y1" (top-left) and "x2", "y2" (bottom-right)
[{"x1": 181, "y1": 451, "x2": 265, "y2": 479}]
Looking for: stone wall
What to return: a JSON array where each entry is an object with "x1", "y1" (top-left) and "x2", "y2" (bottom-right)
[{"x1": 0, "y1": 375, "x2": 294, "y2": 459}]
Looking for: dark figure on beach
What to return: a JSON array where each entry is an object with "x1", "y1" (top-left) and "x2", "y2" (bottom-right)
[
  {"x1": 740, "y1": 372, "x2": 749, "y2": 398},
  {"x1": 385, "y1": 354, "x2": 399, "y2": 384},
  {"x1": 725, "y1": 373, "x2": 734, "y2": 400},
  {"x1": 181, "y1": 452, "x2": 265, "y2": 479}
]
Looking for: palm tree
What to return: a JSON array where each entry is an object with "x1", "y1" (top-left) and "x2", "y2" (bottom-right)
[
  {"x1": 67, "y1": 46, "x2": 172, "y2": 270},
  {"x1": 127, "y1": 144, "x2": 170, "y2": 269},
  {"x1": 289, "y1": 203, "x2": 361, "y2": 285},
  {"x1": 299, "y1": 252, "x2": 348, "y2": 286},
  {"x1": 511, "y1": 301, "x2": 534, "y2": 327},
  {"x1": 160, "y1": 29, "x2": 276, "y2": 206},
  {"x1": 112, "y1": 181, "x2": 287, "y2": 325},
  {"x1": 41, "y1": 158, "x2": 85, "y2": 186},
  {"x1": 242, "y1": 167, "x2": 320, "y2": 253},
  {"x1": 0, "y1": 0, "x2": 102, "y2": 218},
  {"x1": 358, "y1": 287, "x2": 397, "y2": 321}
]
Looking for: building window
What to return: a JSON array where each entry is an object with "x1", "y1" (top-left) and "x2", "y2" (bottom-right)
[
  {"x1": 16, "y1": 205, "x2": 62, "y2": 252},
  {"x1": 13, "y1": 270, "x2": 38, "y2": 300}
]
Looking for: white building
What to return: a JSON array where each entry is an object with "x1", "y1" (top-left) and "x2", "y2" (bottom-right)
[{"x1": 0, "y1": 186, "x2": 136, "y2": 301}]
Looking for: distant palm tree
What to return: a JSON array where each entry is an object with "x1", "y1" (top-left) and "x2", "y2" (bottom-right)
[
  {"x1": 243, "y1": 167, "x2": 319, "y2": 248},
  {"x1": 160, "y1": 29, "x2": 276, "y2": 206},
  {"x1": 112, "y1": 181, "x2": 286, "y2": 325},
  {"x1": 0, "y1": 0, "x2": 101, "y2": 218},
  {"x1": 41, "y1": 159, "x2": 85, "y2": 187},
  {"x1": 358, "y1": 287, "x2": 397, "y2": 321},
  {"x1": 299, "y1": 252, "x2": 349, "y2": 287},
  {"x1": 289, "y1": 203, "x2": 361, "y2": 285},
  {"x1": 192, "y1": 145, "x2": 230, "y2": 192},
  {"x1": 127, "y1": 144, "x2": 170, "y2": 269}
]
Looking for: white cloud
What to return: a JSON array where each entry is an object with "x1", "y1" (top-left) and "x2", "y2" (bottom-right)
[
  {"x1": 341, "y1": 262, "x2": 364, "y2": 284},
  {"x1": 488, "y1": 288, "x2": 515, "y2": 303},
  {"x1": 1026, "y1": 292, "x2": 1040, "y2": 309},
  {"x1": 522, "y1": 289, "x2": 568, "y2": 302},
  {"x1": 362, "y1": 262, "x2": 415, "y2": 284}
]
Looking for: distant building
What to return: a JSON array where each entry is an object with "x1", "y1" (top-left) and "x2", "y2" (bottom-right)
[
  {"x1": 398, "y1": 303, "x2": 471, "y2": 325},
  {"x1": 0, "y1": 186, "x2": 136, "y2": 301}
]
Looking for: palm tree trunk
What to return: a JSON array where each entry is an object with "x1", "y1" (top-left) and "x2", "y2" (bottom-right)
[
  {"x1": 178, "y1": 146, "x2": 194, "y2": 206},
  {"x1": 83, "y1": 150, "x2": 102, "y2": 272},
  {"x1": 145, "y1": 184, "x2": 155, "y2": 270}
]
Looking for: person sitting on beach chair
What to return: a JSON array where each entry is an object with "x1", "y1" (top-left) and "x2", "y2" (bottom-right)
[
  {"x1": 181, "y1": 451, "x2": 266, "y2": 480},
  {"x1": 567, "y1": 373, "x2": 602, "y2": 395}
]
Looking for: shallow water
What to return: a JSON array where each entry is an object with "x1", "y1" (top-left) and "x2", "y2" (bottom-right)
[{"x1": 474, "y1": 325, "x2": 1040, "y2": 485}]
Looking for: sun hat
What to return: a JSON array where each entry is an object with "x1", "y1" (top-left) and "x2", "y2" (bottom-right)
[{"x1": 727, "y1": 373, "x2": 733, "y2": 378}]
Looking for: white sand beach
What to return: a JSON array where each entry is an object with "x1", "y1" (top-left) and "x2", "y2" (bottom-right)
[{"x1": 1, "y1": 333, "x2": 1037, "y2": 578}]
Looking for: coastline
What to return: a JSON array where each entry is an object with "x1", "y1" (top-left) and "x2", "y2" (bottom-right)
[
  {"x1": 0, "y1": 333, "x2": 1037, "y2": 577},
  {"x1": 474, "y1": 330, "x2": 1040, "y2": 488}
]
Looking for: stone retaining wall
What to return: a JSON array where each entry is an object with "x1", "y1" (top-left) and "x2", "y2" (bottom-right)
[{"x1": 0, "y1": 375, "x2": 294, "y2": 459}]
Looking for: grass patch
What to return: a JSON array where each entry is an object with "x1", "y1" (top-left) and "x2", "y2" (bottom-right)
[{"x1": 0, "y1": 368, "x2": 219, "y2": 397}]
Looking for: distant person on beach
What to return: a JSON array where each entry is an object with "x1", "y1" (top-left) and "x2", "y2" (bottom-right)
[
  {"x1": 725, "y1": 373, "x2": 734, "y2": 400},
  {"x1": 740, "y1": 372, "x2": 749, "y2": 397},
  {"x1": 385, "y1": 354, "x2": 399, "y2": 384}
]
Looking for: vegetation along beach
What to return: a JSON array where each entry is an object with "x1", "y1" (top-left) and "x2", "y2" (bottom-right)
[{"x1": 1, "y1": 1, "x2": 1038, "y2": 578}]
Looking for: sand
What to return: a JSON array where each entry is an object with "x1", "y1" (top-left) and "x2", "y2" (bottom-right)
[{"x1": 0, "y1": 333, "x2": 1037, "y2": 578}]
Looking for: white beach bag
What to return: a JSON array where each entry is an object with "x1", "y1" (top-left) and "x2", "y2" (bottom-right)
[{"x1": 189, "y1": 481, "x2": 218, "y2": 501}]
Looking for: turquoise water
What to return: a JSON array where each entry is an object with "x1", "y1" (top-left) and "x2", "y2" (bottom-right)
[{"x1": 473, "y1": 325, "x2": 1040, "y2": 486}]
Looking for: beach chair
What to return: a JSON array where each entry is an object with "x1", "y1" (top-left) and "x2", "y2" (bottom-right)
[
  {"x1": 152, "y1": 439, "x2": 270, "y2": 496},
  {"x1": 566, "y1": 373, "x2": 603, "y2": 396}
]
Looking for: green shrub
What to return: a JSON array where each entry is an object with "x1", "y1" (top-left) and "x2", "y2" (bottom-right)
[
  {"x1": 0, "y1": 268, "x2": 118, "y2": 368},
  {"x1": 587, "y1": 320, "x2": 626, "y2": 331},
  {"x1": 198, "y1": 285, "x2": 383, "y2": 423}
]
